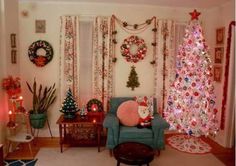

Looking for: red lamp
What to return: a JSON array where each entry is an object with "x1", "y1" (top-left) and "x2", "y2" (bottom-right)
[
  {"x1": 91, "y1": 104, "x2": 98, "y2": 111},
  {"x1": 92, "y1": 119, "x2": 97, "y2": 124}
]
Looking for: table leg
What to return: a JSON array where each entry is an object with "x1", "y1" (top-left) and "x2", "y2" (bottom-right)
[
  {"x1": 59, "y1": 124, "x2": 63, "y2": 153},
  {"x1": 97, "y1": 125, "x2": 101, "y2": 152},
  {"x1": 117, "y1": 161, "x2": 120, "y2": 166}
]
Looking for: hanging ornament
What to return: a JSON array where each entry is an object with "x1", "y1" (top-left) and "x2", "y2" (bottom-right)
[{"x1": 126, "y1": 66, "x2": 140, "y2": 91}]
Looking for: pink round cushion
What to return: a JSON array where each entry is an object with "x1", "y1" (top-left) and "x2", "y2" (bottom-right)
[{"x1": 117, "y1": 100, "x2": 139, "y2": 126}]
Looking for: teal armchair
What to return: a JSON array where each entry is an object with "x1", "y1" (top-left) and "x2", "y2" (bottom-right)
[{"x1": 103, "y1": 97, "x2": 170, "y2": 153}]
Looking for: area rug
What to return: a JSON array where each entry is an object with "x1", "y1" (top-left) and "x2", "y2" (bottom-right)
[
  {"x1": 4, "y1": 159, "x2": 37, "y2": 166},
  {"x1": 35, "y1": 146, "x2": 224, "y2": 166},
  {"x1": 167, "y1": 134, "x2": 212, "y2": 154}
]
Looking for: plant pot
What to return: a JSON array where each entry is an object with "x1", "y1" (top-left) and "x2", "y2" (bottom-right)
[{"x1": 29, "y1": 113, "x2": 47, "y2": 129}]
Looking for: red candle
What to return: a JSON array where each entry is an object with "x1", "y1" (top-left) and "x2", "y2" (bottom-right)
[
  {"x1": 9, "y1": 110, "x2": 13, "y2": 122},
  {"x1": 91, "y1": 104, "x2": 98, "y2": 111},
  {"x1": 19, "y1": 96, "x2": 23, "y2": 104}
]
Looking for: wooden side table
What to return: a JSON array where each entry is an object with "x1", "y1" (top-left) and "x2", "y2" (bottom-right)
[
  {"x1": 56, "y1": 112, "x2": 104, "y2": 153},
  {"x1": 0, "y1": 144, "x2": 3, "y2": 166}
]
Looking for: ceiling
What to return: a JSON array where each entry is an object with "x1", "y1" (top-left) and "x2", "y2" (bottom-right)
[{"x1": 20, "y1": 0, "x2": 231, "y2": 9}]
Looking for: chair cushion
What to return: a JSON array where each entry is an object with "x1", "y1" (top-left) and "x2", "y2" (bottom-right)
[
  {"x1": 119, "y1": 126, "x2": 153, "y2": 139},
  {"x1": 117, "y1": 100, "x2": 139, "y2": 126}
]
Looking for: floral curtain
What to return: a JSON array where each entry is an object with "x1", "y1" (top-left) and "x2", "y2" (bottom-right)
[
  {"x1": 154, "y1": 20, "x2": 175, "y2": 116},
  {"x1": 92, "y1": 16, "x2": 113, "y2": 112},
  {"x1": 59, "y1": 16, "x2": 80, "y2": 104}
]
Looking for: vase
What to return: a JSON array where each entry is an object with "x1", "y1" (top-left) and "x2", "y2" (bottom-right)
[{"x1": 29, "y1": 113, "x2": 47, "y2": 129}]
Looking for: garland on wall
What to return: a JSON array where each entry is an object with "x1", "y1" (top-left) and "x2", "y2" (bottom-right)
[
  {"x1": 110, "y1": 15, "x2": 157, "y2": 64},
  {"x1": 220, "y1": 21, "x2": 235, "y2": 130},
  {"x1": 162, "y1": 22, "x2": 169, "y2": 116}
]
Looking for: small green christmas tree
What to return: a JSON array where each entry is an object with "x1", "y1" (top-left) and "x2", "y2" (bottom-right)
[
  {"x1": 126, "y1": 66, "x2": 140, "y2": 91},
  {"x1": 60, "y1": 88, "x2": 78, "y2": 119}
]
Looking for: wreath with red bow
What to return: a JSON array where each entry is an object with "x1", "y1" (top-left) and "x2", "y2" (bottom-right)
[
  {"x1": 28, "y1": 40, "x2": 53, "y2": 67},
  {"x1": 120, "y1": 35, "x2": 147, "y2": 63}
]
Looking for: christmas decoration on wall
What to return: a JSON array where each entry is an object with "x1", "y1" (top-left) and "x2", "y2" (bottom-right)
[
  {"x1": 86, "y1": 98, "x2": 103, "y2": 112},
  {"x1": 59, "y1": 88, "x2": 79, "y2": 119},
  {"x1": 120, "y1": 35, "x2": 147, "y2": 63},
  {"x1": 126, "y1": 66, "x2": 140, "y2": 91},
  {"x1": 2, "y1": 76, "x2": 21, "y2": 97},
  {"x1": 28, "y1": 40, "x2": 53, "y2": 67},
  {"x1": 220, "y1": 21, "x2": 235, "y2": 129},
  {"x1": 110, "y1": 15, "x2": 157, "y2": 64},
  {"x1": 165, "y1": 10, "x2": 219, "y2": 153}
]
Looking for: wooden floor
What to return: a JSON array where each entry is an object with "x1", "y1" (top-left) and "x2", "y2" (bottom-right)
[{"x1": 5, "y1": 136, "x2": 235, "y2": 166}]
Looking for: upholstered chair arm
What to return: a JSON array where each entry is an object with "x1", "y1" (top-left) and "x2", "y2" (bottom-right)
[
  {"x1": 103, "y1": 113, "x2": 119, "y2": 129},
  {"x1": 152, "y1": 114, "x2": 170, "y2": 130},
  {"x1": 103, "y1": 113, "x2": 120, "y2": 149},
  {"x1": 151, "y1": 114, "x2": 170, "y2": 150}
]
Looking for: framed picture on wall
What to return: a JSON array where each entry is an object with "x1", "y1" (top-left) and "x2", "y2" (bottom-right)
[
  {"x1": 10, "y1": 34, "x2": 16, "y2": 48},
  {"x1": 11, "y1": 50, "x2": 17, "y2": 64},
  {"x1": 35, "y1": 20, "x2": 46, "y2": 33},
  {"x1": 213, "y1": 65, "x2": 222, "y2": 82},
  {"x1": 214, "y1": 47, "x2": 224, "y2": 63},
  {"x1": 216, "y1": 27, "x2": 225, "y2": 45}
]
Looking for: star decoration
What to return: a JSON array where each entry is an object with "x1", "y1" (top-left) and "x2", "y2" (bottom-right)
[{"x1": 189, "y1": 9, "x2": 201, "y2": 20}]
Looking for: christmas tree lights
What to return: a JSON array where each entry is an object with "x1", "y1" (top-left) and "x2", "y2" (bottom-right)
[{"x1": 164, "y1": 10, "x2": 219, "y2": 137}]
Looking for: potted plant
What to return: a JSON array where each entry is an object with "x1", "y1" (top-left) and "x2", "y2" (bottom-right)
[{"x1": 26, "y1": 78, "x2": 56, "y2": 129}]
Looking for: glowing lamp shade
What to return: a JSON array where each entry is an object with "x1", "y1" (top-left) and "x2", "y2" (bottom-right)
[{"x1": 91, "y1": 104, "x2": 98, "y2": 111}]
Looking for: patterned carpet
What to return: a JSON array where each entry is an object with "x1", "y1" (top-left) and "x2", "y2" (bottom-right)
[{"x1": 4, "y1": 159, "x2": 37, "y2": 166}]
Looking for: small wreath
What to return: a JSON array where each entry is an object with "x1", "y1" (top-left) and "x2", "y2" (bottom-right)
[
  {"x1": 120, "y1": 35, "x2": 147, "y2": 63},
  {"x1": 87, "y1": 99, "x2": 103, "y2": 112},
  {"x1": 28, "y1": 40, "x2": 53, "y2": 67}
]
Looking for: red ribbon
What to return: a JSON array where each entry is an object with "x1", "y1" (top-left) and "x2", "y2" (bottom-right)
[{"x1": 220, "y1": 21, "x2": 235, "y2": 130}]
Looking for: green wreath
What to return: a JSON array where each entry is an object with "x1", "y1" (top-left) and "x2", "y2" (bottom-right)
[
  {"x1": 87, "y1": 99, "x2": 103, "y2": 112},
  {"x1": 120, "y1": 35, "x2": 147, "y2": 63},
  {"x1": 28, "y1": 40, "x2": 53, "y2": 67}
]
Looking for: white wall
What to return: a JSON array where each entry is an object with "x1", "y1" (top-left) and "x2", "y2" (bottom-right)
[{"x1": 204, "y1": 0, "x2": 235, "y2": 148}]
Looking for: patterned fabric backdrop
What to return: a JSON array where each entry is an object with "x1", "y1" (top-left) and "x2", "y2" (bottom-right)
[
  {"x1": 59, "y1": 16, "x2": 80, "y2": 104},
  {"x1": 92, "y1": 16, "x2": 113, "y2": 112},
  {"x1": 154, "y1": 20, "x2": 175, "y2": 116}
]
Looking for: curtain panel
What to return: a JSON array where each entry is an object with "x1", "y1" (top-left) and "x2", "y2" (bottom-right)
[
  {"x1": 92, "y1": 16, "x2": 113, "y2": 112},
  {"x1": 59, "y1": 16, "x2": 80, "y2": 104},
  {"x1": 154, "y1": 20, "x2": 175, "y2": 116}
]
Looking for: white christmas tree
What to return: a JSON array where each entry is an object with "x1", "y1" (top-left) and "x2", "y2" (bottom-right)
[{"x1": 164, "y1": 10, "x2": 219, "y2": 138}]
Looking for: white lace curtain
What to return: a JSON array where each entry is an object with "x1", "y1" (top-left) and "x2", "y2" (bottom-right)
[
  {"x1": 154, "y1": 20, "x2": 185, "y2": 116},
  {"x1": 59, "y1": 16, "x2": 80, "y2": 104},
  {"x1": 92, "y1": 16, "x2": 113, "y2": 112}
]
